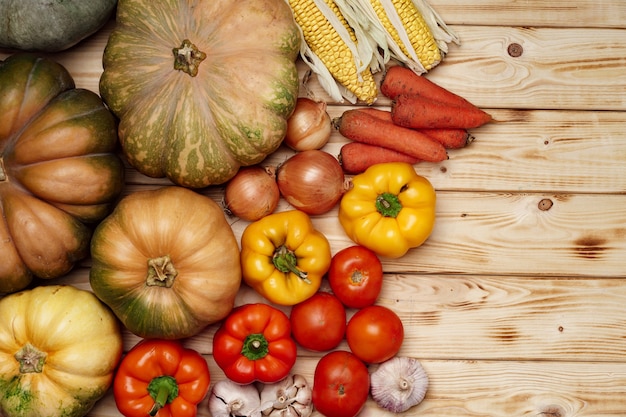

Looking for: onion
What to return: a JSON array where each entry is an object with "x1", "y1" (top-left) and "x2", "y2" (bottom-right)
[
  {"x1": 284, "y1": 97, "x2": 332, "y2": 151},
  {"x1": 224, "y1": 166, "x2": 280, "y2": 221},
  {"x1": 276, "y1": 150, "x2": 348, "y2": 215}
]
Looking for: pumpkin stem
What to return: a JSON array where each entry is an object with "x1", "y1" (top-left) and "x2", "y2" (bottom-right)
[
  {"x1": 173, "y1": 39, "x2": 207, "y2": 77},
  {"x1": 146, "y1": 255, "x2": 178, "y2": 288},
  {"x1": 14, "y1": 342, "x2": 46, "y2": 373}
]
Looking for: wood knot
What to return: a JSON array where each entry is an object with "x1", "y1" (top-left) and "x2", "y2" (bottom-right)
[
  {"x1": 538, "y1": 405, "x2": 565, "y2": 417},
  {"x1": 507, "y1": 43, "x2": 524, "y2": 57},
  {"x1": 538, "y1": 198, "x2": 553, "y2": 211}
]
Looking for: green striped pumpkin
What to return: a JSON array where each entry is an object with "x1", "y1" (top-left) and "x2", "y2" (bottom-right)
[{"x1": 99, "y1": 0, "x2": 301, "y2": 188}]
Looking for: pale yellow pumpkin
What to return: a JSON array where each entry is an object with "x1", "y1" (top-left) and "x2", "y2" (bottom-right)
[{"x1": 0, "y1": 285, "x2": 123, "y2": 417}]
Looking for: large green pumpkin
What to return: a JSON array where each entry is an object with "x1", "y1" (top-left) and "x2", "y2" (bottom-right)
[{"x1": 99, "y1": 0, "x2": 301, "y2": 188}]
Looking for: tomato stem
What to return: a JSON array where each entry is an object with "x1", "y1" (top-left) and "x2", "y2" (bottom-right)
[
  {"x1": 241, "y1": 333, "x2": 270, "y2": 361},
  {"x1": 350, "y1": 269, "x2": 365, "y2": 284},
  {"x1": 375, "y1": 192, "x2": 402, "y2": 218},
  {"x1": 272, "y1": 245, "x2": 310, "y2": 284},
  {"x1": 147, "y1": 375, "x2": 179, "y2": 416}
]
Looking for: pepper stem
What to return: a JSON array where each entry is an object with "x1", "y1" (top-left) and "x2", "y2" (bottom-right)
[
  {"x1": 147, "y1": 375, "x2": 179, "y2": 416},
  {"x1": 375, "y1": 192, "x2": 403, "y2": 218},
  {"x1": 241, "y1": 333, "x2": 270, "y2": 361},
  {"x1": 272, "y1": 245, "x2": 310, "y2": 284}
]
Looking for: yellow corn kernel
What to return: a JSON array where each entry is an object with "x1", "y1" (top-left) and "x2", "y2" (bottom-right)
[
  {"x1": 370, "y1": 0, "x2": 441, "y2": 70},
  {"x1": 288, "y1": 0, "x2": 378, "y2": 103}
]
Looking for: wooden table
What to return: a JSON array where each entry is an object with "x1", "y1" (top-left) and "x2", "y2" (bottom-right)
[{"x1": 2, "y1": 0, "x2": 626, "y2": 415}]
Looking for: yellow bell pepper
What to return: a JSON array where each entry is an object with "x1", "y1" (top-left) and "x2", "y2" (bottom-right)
[
  {"x1": 240, "y1": 209, "x2": 332, "y2": 305},
  {"x1": 338, "y1": 162, "x2": 436, "y2": 258}
]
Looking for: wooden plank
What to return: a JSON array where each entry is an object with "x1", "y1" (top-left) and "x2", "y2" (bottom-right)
[
  {"x1": 424, "y1": 26, "x2": 626, "y2": 111},
  {"x1": 87, "y1": 358, "x2": 626, "y2": 417},
  {"x1": 429, "y1": 0, "x2": 626, "y2": 29},
  {"x1": 67, "y1": 187, "x2": 626, "y2": 279},
  {"x1": 121, "y1": 105, "x2": 626, "y2": 194},
  {"x1": 56, "y1": 271, "x2": 626, "y2": 362},
  {"x1": 292, "y1": 107, "x2": 626, "y2": 194},
  {"x1": 92, "y1": 187, "x2": 626, "y2": 278},
  {"x1": 3, "y1": 25, "x2": 626, "y2": 112},
  {"x1": 387, "y1": 191, "x2": 626, "y2": 277}
]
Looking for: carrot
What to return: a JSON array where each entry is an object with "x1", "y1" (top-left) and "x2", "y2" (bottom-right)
[
  {"x1": 339, "y1": 142, "x2": 420, "y2": 174},
  {"x1": 391, "y1": 94, "x2": 492, "y2": 129},
  {"x1": 353, "y1": 107, "x2": 394, "y2": 123},
  {"x1": 356, "y1": 107, "x2": 474, "y2": 149},
  {"x1": 381, "y1": 65, "x2": 477, "y2": 109},
  {"x1": 334, "y1": 109, "x2": 447, "y2": 163},
  {"x1": 419, "y1": 128, "x2": 475, "y2": 149}
]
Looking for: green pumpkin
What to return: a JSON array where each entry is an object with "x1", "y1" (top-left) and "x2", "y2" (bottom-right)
[
  {"x1": 0, "y1": 53, "x2": 125, "y2": 294},
  {"x1": 0, "y1": 0, "x2": 118, "y2": 52},
  {"x1": 99, "y1": 0, "x2": 301, "y2": 188}
]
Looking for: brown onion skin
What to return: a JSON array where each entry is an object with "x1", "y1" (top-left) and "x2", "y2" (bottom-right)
[
  {"x1": 224, "y1": 166, "x2": 280, "y2": 221},
  {"x1": 284, "y1": 97, "x2": 332, "y2": 151},
  {"x1": 277, "y1": 150, "x2": 346, "y2": 215}
]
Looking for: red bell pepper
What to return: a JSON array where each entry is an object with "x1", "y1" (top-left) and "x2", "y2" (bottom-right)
[
  {"x1": 212, "y1": 303, "x2": 297, "y2": 384},
  {"x1": 113, "y1": 339, "x2": 210, "y2": 417}
]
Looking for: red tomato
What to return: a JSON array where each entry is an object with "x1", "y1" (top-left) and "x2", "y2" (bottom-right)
[
  {"x1": 328, "y1": 245, "x2": 383, "y2": 309},
  {"x1": 290, "y1": 292, "x2": 346, "y2": 351},
  {"x1": 346, "y1": 305, "x2": 404, "y2": 363},
  {"x1": 312, "y1": 350, "x2": 370, "y2": 417}
]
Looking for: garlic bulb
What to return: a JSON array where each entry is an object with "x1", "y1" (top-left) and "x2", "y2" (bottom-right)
[
  {"x1": 209, "y1": 379, "x2": 262, "y2": 417},
  {"x1": 370, "y1": 356, "x2": 429, "y2": 413},
  {"x1": 259, "y1": 374, "x2": 313, "y2": 417}
]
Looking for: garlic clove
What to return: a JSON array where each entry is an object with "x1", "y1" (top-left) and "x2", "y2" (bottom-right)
[
  {"x1": 260, "y1": 374, "x2": 313, "y2": 417},
  {"x1": 370, "y1": 356, "x2": 429, "y2": 413},
  {"x1": 209, "y1": 379, "x2": 262, "y2": 417}
]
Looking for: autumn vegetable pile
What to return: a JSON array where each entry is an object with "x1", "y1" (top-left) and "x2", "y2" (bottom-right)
[{"x1": 0, "y1": 0, "x2": 495, "y2": 416}]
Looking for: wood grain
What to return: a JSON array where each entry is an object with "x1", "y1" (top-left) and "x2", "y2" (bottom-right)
[
  {"x1": 428, "y1": 0, "x2": 626, "y2": 29},
  {"x1": 86, "y1": 358, "x2": 626, "y2": 417}
]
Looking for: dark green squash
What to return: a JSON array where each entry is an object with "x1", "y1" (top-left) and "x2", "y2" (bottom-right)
[{"x1": 0, "y1": 0, "x2": 117, "y2": 52}]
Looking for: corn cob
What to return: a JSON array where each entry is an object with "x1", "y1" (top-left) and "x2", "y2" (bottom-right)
[
  {"x1": 286, "y1": 0, "x2": 379, "y2": 104},
  {"x1": 371, "y1": 0, "x2": 440, "y2": 69},
  {"x1": 344, "y1": 0, "x2": 459, "y2": 74}
]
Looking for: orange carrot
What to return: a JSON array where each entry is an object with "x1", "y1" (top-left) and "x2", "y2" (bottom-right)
[
  {"x1": 419, "y1": 128, "x2": 474, "y2": 149},
  {"x1": 354, "y1": 107, "x2": 394, "y2": 122},
  {"x1": 339, "y1": 142, "x2": 420, "y2": 174},
  {"x1": 334, "y1": 109, "x2": 448, "y2": 163},
  {"x1": 391, "y1": 94, "x2": 492, "y2": 129},
  {"x1": 381, "y1": 65, "x2": 477, "y2": 109},
  {"x1": 357, "y1": 107, "x2": 474, "y2": 149}
]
